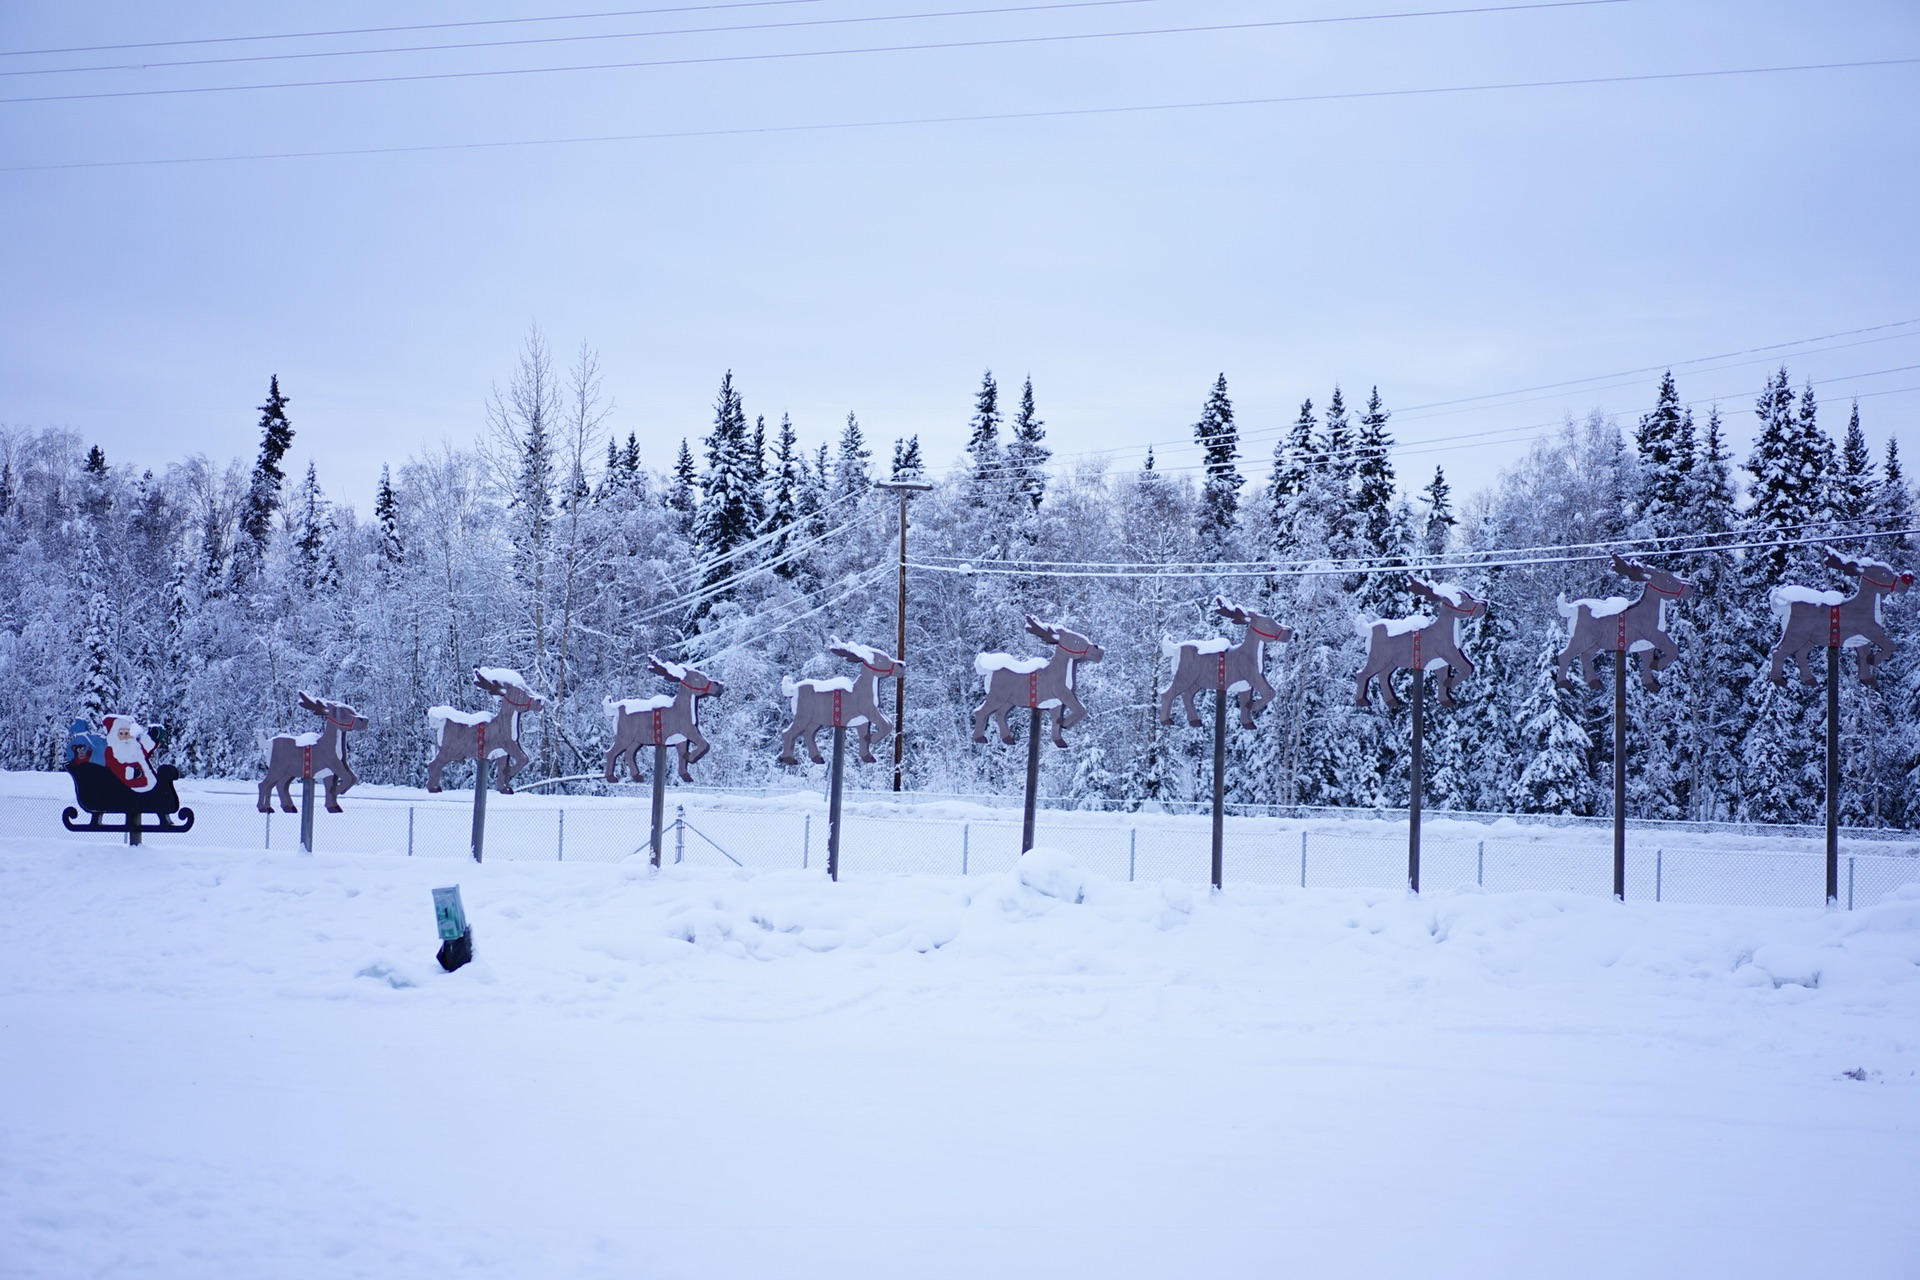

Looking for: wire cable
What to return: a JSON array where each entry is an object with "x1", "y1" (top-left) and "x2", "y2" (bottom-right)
[
  {"x1": 6, "y1": 0, "x2": 1191, "y2": 77},
  {"x1": 906, "y1": 526, "x2": 1920, "y2": 581},
  {"x1": 0, "y1": 0, "x2": 825, "y2": 58},
  {"x1": 0, "y1": 3, "x2": 1674, "y2": 106}
]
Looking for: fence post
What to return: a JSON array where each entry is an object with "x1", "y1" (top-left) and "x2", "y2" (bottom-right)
[
  {"x1": 263, "y1": 810, "x2": 271, "y2": 850},
  {"x1": 1655, "y1": 847, "x2": 1662, "y2": 903},
  {"x1": 962, "y1": 822, "x2": 969, "y2": 876},
  {"x1": 407, "y1": 805, "x2": 414, "y2": 857},
  {"x1": 1848, "y1": 855, "x2": 1855, "y2": 911},
  {"x1": 675, "y1": 804, "x2": 684, "y2": 865},
  {"x1": 557, "y1": 809, "x2": 565, "y2": 862},
  {"x1": 1130, "y1": 827, "x2": 1137, "y2": 883},
  {"x1": 1300, "y1": 830, "x2": 1308, "y2": 889},
  {"x1": 1477, "y1": 840, "x2": 1484, "y2": 888},
  {"x1": 803, "y1": 812, "x2": 810, "y2": 870}
]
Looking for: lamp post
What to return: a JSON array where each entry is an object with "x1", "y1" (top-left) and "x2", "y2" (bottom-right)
[{"x1": 873, "y1": 479, "x2": 933, "y2": 792}]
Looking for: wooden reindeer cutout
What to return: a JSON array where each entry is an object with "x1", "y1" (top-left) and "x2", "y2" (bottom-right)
[
  {"x1": 1354, "y1": 579, "x2": 1487, "y2": 709},
  {"x1": 425, "y1": 667, "x2": 546, "y2": 793},
  {"x1": 1554, "y1": 554, "x2": 1693, "y2": 691},
  {"x1": 605, "y1": 657, "x2": 725, "y2": 783},
  {"x1": 778, "y1": 642, "x2": 903, "y2": 766},
  {"x1": 1158, "y1": 595, "x2": 1291, "y2": 730},
  {"x1": 972, "y1": 615, "x2": 1105, "y2": 747},
  {"x1": 1769, "y1": 551, "x2": 1912, "y2": 687},
  {"x1": 258, "y1": 693, "x2": 368, "y2": 814}
]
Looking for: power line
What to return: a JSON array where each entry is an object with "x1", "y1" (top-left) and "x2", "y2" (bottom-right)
[
  {"x1": 9, "y1": 53, "x2": 1910, "y2": 173},
  {"x1": 6, "y1": 0, "x2": 1187, "y2": 77},
  {"x1": 907, "y1": 526, "x2": 1920, "y2": 581},
  {"x1": 0, "y1": 0, "x2": 825, "y2": 58},
  {"x1": 0, "y1": 3, "x2": 1645, "y2": 105}
]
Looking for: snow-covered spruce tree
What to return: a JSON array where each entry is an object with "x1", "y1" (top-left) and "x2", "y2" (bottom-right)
[
  {"x1": 1744, "y1": 367, "x2": 1832, "y2": 579},
  {"x1": 292, "y1": 462, "x2": 330, "y2": 592},
  {"x1": 1193, "y1": 373, "x2": 1241, "y2": 556},
  {"x1": 1004, "y1": 375, "x2": 1050, "y2": 514},
  {"x1": 1267, "y1": 398, "x2": 1316, "y2": 554},
  {"x1": 890, "y1": 434, "x2": 926, "y2": 481},
  {"x1": 1633, "y1": 371, "x2": 1695, "y2": 540},
  {"x1": 767, "y1": 414, "x2": 806, "y2": 577},
  {"x1": 667, "y1": 439, "x2": 697, "y2": 536},
  {"x1": 1350, "y1": 388, "x2": 1409, "y2": 619},
  {"x1": 1515, "y1": 627, "x2": 1597, "y2": 815},
  {"x1": 1835, "y1": 400, "x2": 1874, "y2": 550},
  {"x1": 374, "y1": 464, "x2": 402, "y2": 576},
  {"x1": 693, "y1": 371, "x2": 760, "y2": 609},
  {"x1": 1319, "y1": 386, "x2": 1358, "y2": 553},
  {"x1": 1419, "y1": 465, "x2": 1455, "y2": 559},
  {"x1": 78, "y1": 540, "x2": 116, "y2": 730},
  {"x1": 965, "y1": 370, "x2": 1001, "y2": 507},
  {"x1": 233, "y1": 375, "x2": 294, "y2": 587},
  {"x1": 835, "y1": 412, "x2": 871, "y2": 498}
]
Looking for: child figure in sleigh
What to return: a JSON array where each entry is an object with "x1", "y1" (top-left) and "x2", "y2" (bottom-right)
[{"x1": 62, "y1": 713, "x2": 194, "y2": 834}]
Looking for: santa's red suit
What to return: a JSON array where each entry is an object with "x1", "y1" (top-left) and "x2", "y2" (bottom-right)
[{"x1": 102, "y1": 716, "x2": 158, "y2": 793}]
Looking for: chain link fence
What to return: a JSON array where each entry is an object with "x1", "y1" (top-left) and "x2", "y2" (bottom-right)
[{"x1": 9, "y1": 782, "x2": 1917, "y2": 910}]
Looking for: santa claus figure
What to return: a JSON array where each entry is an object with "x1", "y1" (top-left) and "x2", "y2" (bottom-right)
[{"x1": 102, "y1": 715, "x2": 159, "y2": 793}]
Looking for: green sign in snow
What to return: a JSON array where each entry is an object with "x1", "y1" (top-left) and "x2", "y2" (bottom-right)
[{"x1": 432, "y1": 885, "x2": 468, "y2": 940}]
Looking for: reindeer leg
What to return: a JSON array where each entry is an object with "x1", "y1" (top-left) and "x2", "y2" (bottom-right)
[
  {"x1": 1766, "y1": 643, "x2": 1790, "y2": 687},
  {"x1": 498, "y1": 745, "x2": 525, "y2": 793},
  {"x1": 1354, "y1": 667, "x2": 1374, "y2": 709},
  {"x1": 1553, "y1": 646, "x2": 1578, "y2": 691},
  {"x1": 325, "y1": 776, "x2": 344, "y2": 813},
  {"x1": 1799, "y1": 646, "x2": 1822, "y2": 687},
  {"x1": 257, "y1": 776, "x2": 275, "y2": 814},
  {"x1": 997, "y1": 707, "x2": 1017, "y2": 746},
  {"x1": 426, "y1": 750, "x2": 445, "y2": 793},
  {"x1": 686, "y1": 728, "x2": 712, "y2": 766},
  {"x1": 1157, "y1": 685, "x2": 1179, "y2": 726},
  {"x1": 971, "y1": 703, "x2": 993, "y2": 744},
  {"x1": 1182, "y1": 689, "x2": 1203, "y2": 728},
  {"x1": 676, "y1": 742, "x2": 695, "y2": 783},
  {"x1": 807, "y1": 725, "x2": 827, "y2": 765},
  {"x1": 1050, "y1": 708, "x2": 1068, "y2": 748},
  {"x1": 1856, "y1": 645, "x2": 1878, "y2": 686}
]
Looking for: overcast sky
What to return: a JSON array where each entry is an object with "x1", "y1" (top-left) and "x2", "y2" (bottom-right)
[{"x1": 3, "y1": 0, "x2": 1916, "y2": 514}]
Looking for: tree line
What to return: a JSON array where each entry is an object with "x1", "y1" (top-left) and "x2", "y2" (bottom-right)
[{"x1": 2, "y1": 328, "x2": 1911, "y2": 827}]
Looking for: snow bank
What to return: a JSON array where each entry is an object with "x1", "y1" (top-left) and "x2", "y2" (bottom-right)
[{"x1": 5, "y1": 834, "x2": 1919, "y2": 1279}]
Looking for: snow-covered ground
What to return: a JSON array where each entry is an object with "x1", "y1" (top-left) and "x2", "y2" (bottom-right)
[{"x1": 3, "y1": 815, "x2": 1918, "y2": 1279}]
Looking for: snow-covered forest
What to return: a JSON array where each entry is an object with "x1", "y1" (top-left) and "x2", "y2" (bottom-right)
[{"x1": 3, "y1": 331, "x2": 1913, "y2": 826}]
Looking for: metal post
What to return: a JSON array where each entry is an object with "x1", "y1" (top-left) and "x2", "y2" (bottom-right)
[
  {"x1": 1826, "y1": 643, "x2": 1841, "y2": 905},
  {"x1": 675, "y1": 804, "x2": 685, "y2": 865},
  {"x1": 827, "y1": 726, "x2": 846, "y2": 881},
  {"x1": 962, "y1": 822, "x2": 969, "y2": 875},
  {"x1": 1847, "y1": 855, "x2": 1855, "y2": 911},
  {"x1": 1021, "y1": 707, "x2": 1042, "y2": 855},
  {"x1": 127, "y1": 813, "x2": 142, "y2": 847},
  {"x1": 650, "y1": 741, "x2": 667, "y2": 868},
  {"x1": 803, "y1": 812, "x2": 810, "y2": 870},
  {"x1": 1211, "y1": 688, "x2": 1227, "y2": 891},
  {"x1": 1300, "y1": 829, "x2": 1308, "y2": 889},
  {"x1": 1613, "y1": 653, "x2": 1627, "y2": 901},
  {"x1": 1408, "y1": 667, "x2": 1423, "y2": 894},
  {"x1": 470, "y1": 758, "x2": 489, "y2": 863},
  {"x1": 1477, "y1": 840, "x2": 1484, "y2": 888},
  {"x1": 1130, "y1": 827, "x2": 1137, "y2": 883},
  {"x1": 264, "y1": 810, "x2": 272, "y2": 850},
  {"x1": 1655, "y1": 847, "x2": 1663, "y2": 902},
  {"x1": 300, "y1": 773, "x2": 316, "y2": 855},
  {"x1": 557, "y1": 808, "x2": 565, "y2": 862},
  {"x1": 407, "y1": 805, "x2": 414, "y2": 857}
]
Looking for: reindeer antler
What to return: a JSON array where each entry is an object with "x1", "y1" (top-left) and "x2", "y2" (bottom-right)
[
  {"x1": 1823, "y1": 550, "x2": 1865, "y2": 576},
  {"x1": 1024, "y1": 614, "x2": 1060, "y2": 644},
  {"x1": 645, "y1": 655, "x2": 679, "y2": 680},
  {"x1": 1214, "y1": 594, "x2": 1249, "y2": 623},
  {"x1": 1610, "y1": 553, "x2": 1649, "y2": 581},
  {"x1": 1408, "y1": 577, "x2": 1440, "y2": 603},
  {"x1": 472, "y1": 668, "x2": 501, "y2": 695},
  {"x1": 297, "y1": 691, "x2": 326, "y2": 714}
]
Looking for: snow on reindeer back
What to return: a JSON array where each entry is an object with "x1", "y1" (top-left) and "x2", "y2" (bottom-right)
[
  {"x1": 1770, "y1": 583, "x2": 1848, "y2": 615},
  {"x1": 606, "y1": 694, "x2": 676, "y2": 718},
  {"x1": 975, "y1": 652, "x2": 1050, "y2": 681},
  {"x1": 1358, "y1": 614, "x2": 1433, "y2": 639},
  {"x1": 1160, "y1": 636, "x2": 1232, "y2": 657}
]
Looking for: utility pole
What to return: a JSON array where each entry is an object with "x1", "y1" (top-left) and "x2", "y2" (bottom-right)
[{"x1": 873, "y1": 479, "x2": 933, "y2": 792}]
